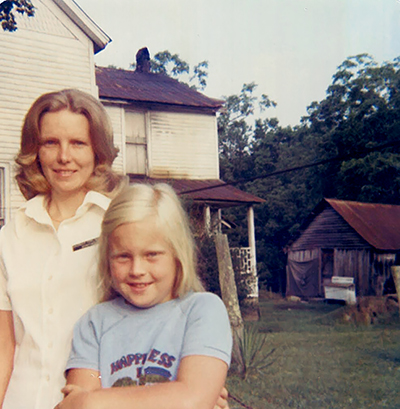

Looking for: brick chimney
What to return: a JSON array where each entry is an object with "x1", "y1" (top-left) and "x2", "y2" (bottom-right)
[{"x1": 135, "y1": 47, "x2": 150, "y2": 73}]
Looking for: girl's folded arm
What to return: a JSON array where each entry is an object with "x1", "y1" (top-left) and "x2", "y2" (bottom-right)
[
  {"x1": 65, "y1": 368, "x2": 102, "y2": 391},
  {"x1": 58, "y1": 355, "x2": 228, "y2": 409}
]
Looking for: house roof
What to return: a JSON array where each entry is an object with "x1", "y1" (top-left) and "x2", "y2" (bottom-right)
[
  {"x1": 96, "y1": 66, "x2": 224, "y2": 111},
  {"x1": 55, "y1": 0, "x2": 111, "y2": 53},
  {"x1": 323, "y1": 198, "x2": 400, "y2": 250},
  {"x1": 128, "y1": 177, "x2": 265, "y2": 207}
]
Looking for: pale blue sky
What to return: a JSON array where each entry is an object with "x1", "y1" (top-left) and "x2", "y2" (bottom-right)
[{"x1": 77, "y1": 0, "x2": 400, "y2": 126}]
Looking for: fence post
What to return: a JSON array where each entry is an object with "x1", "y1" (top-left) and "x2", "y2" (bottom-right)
[
  {"x1": 391, "y1": 266, "x2": 400, "y2": 315},
  {"x1": 214, "y1": 233, "x2": 244, "y2": 374}
]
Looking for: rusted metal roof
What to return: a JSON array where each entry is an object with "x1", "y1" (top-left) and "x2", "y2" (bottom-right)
[
  {"x1": 96, "y1": 66, "x2": 223, "y2": 111},
  {"x1": 326, "y1": 198, "x2": 400, "y2": 250},
  {"x1": 128, "y1": 177, "x2": 265, "y2": 207}
]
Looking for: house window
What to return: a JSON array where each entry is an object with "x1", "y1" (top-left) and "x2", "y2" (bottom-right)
[
  {"x1": 125, "y1": 110, "x2": 147, "y2": 175},
  {"x1": 0, "y1": 168, "x2": 5, "y2": 228}
]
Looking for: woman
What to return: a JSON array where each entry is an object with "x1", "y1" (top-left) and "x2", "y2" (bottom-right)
[
  {"x1": 0, "y1": 88, "x2": 123, "y2": 409},
  {"x1": 0, "y1": 89, "x2": 230, "y2": 409}
]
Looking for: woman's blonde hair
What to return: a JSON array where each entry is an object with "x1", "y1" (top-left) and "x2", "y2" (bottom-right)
[
  {"x1": 99, "y1": 183, "x2": 204, "y2": 302},
  {"x1": 15, "y1": 88, "x2": 121, "y2": 199}
]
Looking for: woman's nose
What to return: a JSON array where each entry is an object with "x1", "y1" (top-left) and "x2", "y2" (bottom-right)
[{"x1": 57, "y1": 143, "x2": 72, "y2": 163}]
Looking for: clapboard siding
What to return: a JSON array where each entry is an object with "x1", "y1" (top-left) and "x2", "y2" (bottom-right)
[
  {"x1": 103, "y1": 104, "x2": 125, "y2": 174},
  {"x1": 0, "y1": 0, "x2": 100, "y2": 219},
  {"x1": 149, "y1": 111, "x2": 219, "y2": 179},
  {"x1": 291, "y1": 207, "x2": 370, "y2": 250}
]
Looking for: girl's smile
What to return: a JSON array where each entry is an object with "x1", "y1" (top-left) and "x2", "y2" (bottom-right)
[{"x1": 109, "y1": 218, "x2": 178, "y2": 309}]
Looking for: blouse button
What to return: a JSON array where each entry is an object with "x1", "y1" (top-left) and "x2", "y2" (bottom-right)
[{"x1": 48, "y1": 308, "x2": 53, "y2": 315}]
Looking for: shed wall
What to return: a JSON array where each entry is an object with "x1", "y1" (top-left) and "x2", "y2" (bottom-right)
[{"x1": 334, "y1": 249, "x2": 371, "y2": 296}]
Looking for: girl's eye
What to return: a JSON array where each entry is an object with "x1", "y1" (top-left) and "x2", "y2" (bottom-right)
[
  {"x1": 112, "y1": 253, "x2": 131, "y2": 262},
  {"x1": 146, "y1": 252, "x2": 162, "y2": 260}
]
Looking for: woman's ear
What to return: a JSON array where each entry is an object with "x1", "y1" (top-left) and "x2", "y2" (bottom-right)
[{"x1": 172, "y1": 260, "x2": 183, "y2": 297}]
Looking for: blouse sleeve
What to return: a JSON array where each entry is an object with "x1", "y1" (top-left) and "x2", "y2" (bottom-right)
[
  {"x1": 0, "y1": 226, "x2": 12, "y2": 311},
  {"x1": 181, "y1": 293, "x2": 232, "y2": 366}
]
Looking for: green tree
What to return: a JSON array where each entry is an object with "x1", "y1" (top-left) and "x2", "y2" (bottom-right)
[
  {"x1": 303, "y1": 54, "x2": 400, "y2": 204},
  {"x1": 0, "y1": 0, "x2": 34, "y2": 32},
  {"x1": 218, "y1": 82, "x2": 276, "y2": 182},
  {"x1": 217, "y1": 83, "x2": 308, "y2": 292}
]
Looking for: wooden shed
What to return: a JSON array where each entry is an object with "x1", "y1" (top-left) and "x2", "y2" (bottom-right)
[{"x1": 286, "y1": 198, "x2": 400, "y2": 299}]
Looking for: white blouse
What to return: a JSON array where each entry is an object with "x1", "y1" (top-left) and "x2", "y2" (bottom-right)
[{"x1": 0, "y1": 191, "x2": 110, "y2": 409}]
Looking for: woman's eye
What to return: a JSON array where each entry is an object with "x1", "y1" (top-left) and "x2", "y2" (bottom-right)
[
  {"x1": 72, "y1": 140, "x2": 87, "y2": 146},
  {"x1": 42, "y1": 139, "x2": 58, "y2": 146}
]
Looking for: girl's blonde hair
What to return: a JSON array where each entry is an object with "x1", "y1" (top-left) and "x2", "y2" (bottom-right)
[
  {"x1": 15, "y1": 88, "x2": 122, "y2": 199},
  {"x1": 99, "y1": 183, "x2": 204, "y2": 301}
]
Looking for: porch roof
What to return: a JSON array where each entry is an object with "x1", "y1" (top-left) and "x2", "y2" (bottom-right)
[{"x1": 128, "y1": 177, "x2": 265, "y2": 208}]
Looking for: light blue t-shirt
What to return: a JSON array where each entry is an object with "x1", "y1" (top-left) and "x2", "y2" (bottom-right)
[{"x1": 66, "y1": 292, "x2": 232, "y2": 387}]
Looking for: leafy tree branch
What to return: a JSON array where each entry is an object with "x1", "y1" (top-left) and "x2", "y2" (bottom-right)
[{"x1": 0, "y1": 0, "x2": 34, "y2": 32}]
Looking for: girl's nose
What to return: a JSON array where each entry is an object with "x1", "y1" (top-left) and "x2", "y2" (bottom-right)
[{"x1": 129, "y1": 258, "x2": 145, "y2": 277}]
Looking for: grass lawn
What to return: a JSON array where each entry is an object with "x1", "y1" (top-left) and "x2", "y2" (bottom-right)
[{"x1": 226, "y1": 295, "x2": 400, "y2": 409}]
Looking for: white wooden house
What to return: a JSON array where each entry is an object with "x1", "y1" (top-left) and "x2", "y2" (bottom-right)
[{"x1": 0, "y1": 0, "x2": 110, "y2": 222}]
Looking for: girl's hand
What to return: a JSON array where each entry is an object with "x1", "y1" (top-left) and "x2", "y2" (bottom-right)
[{"x1": 214, "y1": 386, "x2": 230, "y2": 409}]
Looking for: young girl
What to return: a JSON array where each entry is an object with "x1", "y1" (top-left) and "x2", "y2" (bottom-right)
[{"x1": 57, "y1": 183, "x2": 232, "y2": 409}]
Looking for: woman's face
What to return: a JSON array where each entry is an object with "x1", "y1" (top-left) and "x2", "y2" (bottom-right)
[{"x1": 38, "y1": 109, "x2": 95, "y2": 198}]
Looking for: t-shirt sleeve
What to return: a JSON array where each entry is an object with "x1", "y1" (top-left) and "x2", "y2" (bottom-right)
[
  {"x1": 66, "y1": 308, "x2": 101, "y2": 373},
  {"x1": 181, "y1": 293, "x2": 232, "y2": 366}
]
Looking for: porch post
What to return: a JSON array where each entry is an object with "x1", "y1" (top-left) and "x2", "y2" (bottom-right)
[
  {"x1": 247, "y1": 205, "x2": 258, "y2": 283},
  {"x1": 204, "y1": 205, "x2": 211, "y2": 235},
  {"x1": 244, "y1": 205, "x2": 260, "y2": 320}
]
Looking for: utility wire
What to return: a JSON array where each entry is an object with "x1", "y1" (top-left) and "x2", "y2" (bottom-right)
[{"x1": 179, "y1": 139, "x2": 400, "y2": 195}]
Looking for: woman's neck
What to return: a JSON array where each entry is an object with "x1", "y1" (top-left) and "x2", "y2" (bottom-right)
[{"x1": 46, "y1": 190, "x2": 88, "y2": 228}]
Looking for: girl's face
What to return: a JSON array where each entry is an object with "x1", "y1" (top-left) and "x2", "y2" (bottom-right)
[
  {"x1": 38, "y1": 109, "x2": 95, "y2": 199},
  {"x1": 108, "y1": 218, "x2": 178, "y2": 309}
]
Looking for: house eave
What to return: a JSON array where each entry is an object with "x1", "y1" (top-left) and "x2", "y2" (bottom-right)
[
  {"x1": 99, "y1": 96, "x2": 220, "y2": 114},
  {"x1": 54, "y1": 0, "x2": 111, "y2": 53}
]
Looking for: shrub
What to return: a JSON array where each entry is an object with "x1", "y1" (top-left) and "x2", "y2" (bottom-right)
[{"x1": 237, "y1": 324, "x2": 275, "y2": 380}]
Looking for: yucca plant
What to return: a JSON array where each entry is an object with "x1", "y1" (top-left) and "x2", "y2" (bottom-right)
[{"x1": 238, "y1": 324, "x2": 275, "y2": 380}]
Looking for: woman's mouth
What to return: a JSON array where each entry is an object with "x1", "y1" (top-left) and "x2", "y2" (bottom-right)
[{"x1": 54, "y1": 169, "x2": 76, "y2": 177}]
